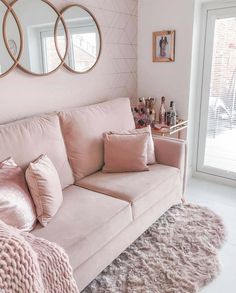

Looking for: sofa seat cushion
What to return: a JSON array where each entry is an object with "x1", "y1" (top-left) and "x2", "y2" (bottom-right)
[
  {"x1": 0, "y1": 115, "x2": 74, "y2": 189},
  {"x1": 32, "y1": 185, "x2": 132, "y2": 270},
  {"x1": 78, "y1": 164, "x2": 182, "y2": 220}
]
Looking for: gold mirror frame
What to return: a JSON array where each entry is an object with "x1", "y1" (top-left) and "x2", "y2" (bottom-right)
[
  {"x1": 56, "y1": 4, "x2": 102, "y2": 74},
  {"x1": 1, "y1": 1, "x2": 102, "y2": 77},
  {"x1": 4, "y1": 0, "x2": 69, "y2": 76},
  {"x1": 1, "y1": 0, "x2": 23, "y2": 78}
]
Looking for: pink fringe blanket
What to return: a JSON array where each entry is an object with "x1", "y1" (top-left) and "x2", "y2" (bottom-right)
[{"x1": 0, "y1": 220, "x2": 79, "y2": 293}]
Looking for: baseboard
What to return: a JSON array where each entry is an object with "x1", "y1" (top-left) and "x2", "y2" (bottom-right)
[{"x1": 193, "y1": 170, "x2": 236, "y2": 188}]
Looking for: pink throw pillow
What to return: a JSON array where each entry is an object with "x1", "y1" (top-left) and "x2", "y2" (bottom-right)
[
  {"x1": 0, "y1": 158, "x2": 37, "y2": 231},
  {"x1": 25, "y1": 155, "x2": 63, "y2": 227},
  {"x1": 103, "y1": 133, "x2": 149, "y2": 173},
  {"x1": 110, "y1": 125, "x2": 156, "y2": 164}
]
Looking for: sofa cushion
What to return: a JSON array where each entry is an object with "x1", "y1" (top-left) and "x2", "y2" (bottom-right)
[
  {"x1": 26, "y1": 155, "x2": 63, "y2": 227},
  {"x1": 111, "y1": 125, "x2": 156, "y2": 165},
  {"x1": 78, "y1": 164, "x2": 182, "y2": 219},
  {"x1": 0, "y1": 115, "x2": 74, "y2": 189},
  {"x1": 59, "y1": 98, "x2": 135, "y2": 182},
  {"x1": 0, "y1": 158, "x2": 37, "y2": 232},
  {"x1": 32, "y1": 185, "x2": 132, "y2": 270},
  {"x1": 103, "y1": 132, "x2": 149, "y2": 173}
]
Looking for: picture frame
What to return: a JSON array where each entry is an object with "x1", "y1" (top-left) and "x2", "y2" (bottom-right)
[{"x1": 153, "y1": 30, "x2": 175, "y2": 62}]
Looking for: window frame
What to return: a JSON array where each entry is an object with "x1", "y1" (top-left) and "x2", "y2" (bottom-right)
[
  {"x1": 195, "y1": 2, "x2": 236, "y2": 183},
  {"x1": 40, "y1": 24, "x2": 97, "y2": 73}
]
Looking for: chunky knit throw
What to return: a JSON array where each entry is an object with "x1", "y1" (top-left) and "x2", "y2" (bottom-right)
[{"x1": 0, "y1": 220, "x2": 79, "y2": 293}]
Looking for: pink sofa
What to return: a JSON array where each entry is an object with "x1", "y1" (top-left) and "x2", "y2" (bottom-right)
[{"x1": 0, "y1": 98, "x2": 187, "y2": 291}]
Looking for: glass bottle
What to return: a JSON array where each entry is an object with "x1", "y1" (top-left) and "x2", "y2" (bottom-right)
[
  {"x1": 138, "y1": 97, "x2": 145, "y2": 112},
  {"x1": 150, "y1": 109, "x2": 156, "y2": 122},
  {"x1": 170, "y1": 101, "x2": 177, "y2": 126},
  {"x1": 159, "y1": 96, "x2": 166, "y2": 124}
]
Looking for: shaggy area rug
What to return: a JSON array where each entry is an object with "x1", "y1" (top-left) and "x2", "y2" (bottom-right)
[{"x1": 83, "y1": 204, "x2": 226, "y2": 293}]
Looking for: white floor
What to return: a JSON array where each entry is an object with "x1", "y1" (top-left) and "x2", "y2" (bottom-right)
[{"x1": 186, "y1": 177, "x2": 236, "y2": 293}]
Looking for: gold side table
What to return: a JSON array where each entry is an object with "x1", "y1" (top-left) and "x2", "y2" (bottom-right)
[{"x1": 151, "y1": 120, "x2": 188, "y2": 139}]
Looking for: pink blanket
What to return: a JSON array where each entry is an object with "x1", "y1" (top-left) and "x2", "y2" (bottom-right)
[{"x1": 0, "y1": 220, "x2": 79, "y2": 293}]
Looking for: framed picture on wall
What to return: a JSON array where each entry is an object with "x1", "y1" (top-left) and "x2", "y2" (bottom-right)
[{"x1": 153, "y1": 30, "x2": 175, "y2": 62}]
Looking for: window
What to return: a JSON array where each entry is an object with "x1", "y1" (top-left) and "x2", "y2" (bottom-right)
[
  {"x1": 71, "y1": 31, "x2": 97, "y2": 72},
  {"x1": 197, "y1": 6, "x2": 236, "y2": 181},
  {"x1": 40, "y1": 29, "x2": 66, "y2": 73},
  {"x1": 40, "y1": 26, "x2": 97, "y2": 73}
]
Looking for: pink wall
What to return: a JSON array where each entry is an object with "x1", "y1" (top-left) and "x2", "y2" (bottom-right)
[{"x1": 1, "y1": 0, "x2": 137, "y2": 124}]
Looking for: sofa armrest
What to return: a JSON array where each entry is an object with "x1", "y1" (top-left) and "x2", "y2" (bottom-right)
[{"x1": 153, "y1": 136, "x2": 187, "y2": 196}]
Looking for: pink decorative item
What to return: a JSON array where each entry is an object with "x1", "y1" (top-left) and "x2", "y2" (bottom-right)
[
  {"x1": 25, "y1": 154, "x2": 63, "y2": 227},
  {"x1": 0, "y1": 220, "x2": 79, "y2": 293},
  {"x1": 132, "y1": 97, "x2": 156, "y2": 128},
  {"x1": 110, "y1": 125, "x2": 156, "y2": 164},
  {"x1": 0, "y1": 158, "x2": 37, "y2": 231},
  {"x1": 103, "y1": 133, "x2": 149, "y2": 173}
]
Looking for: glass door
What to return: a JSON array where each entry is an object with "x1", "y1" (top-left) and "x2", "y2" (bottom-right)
[{"x1": 197, "y1": 7, "x2": 236, "y2": 181}]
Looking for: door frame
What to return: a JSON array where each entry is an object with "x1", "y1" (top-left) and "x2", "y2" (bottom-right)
[{"x1": 193, "y1": 1, "x2": 236, "y2": 186}]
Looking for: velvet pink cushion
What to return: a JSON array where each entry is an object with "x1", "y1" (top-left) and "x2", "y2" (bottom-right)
[
  {"x1": 25, "y1": 155, "x2": 63, "y2": 227},
  {"x1": 103, "y1": 133, "x2": 149, "y2": 173},
  {"x1": 0, "y1": 158, "x2": 37, "y2": 231},
  {"x1": 111, "y1": 126, "x2": 156, "y2": 164}
]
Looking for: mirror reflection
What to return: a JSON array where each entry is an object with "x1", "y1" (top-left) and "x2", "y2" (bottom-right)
[
  {"x1": 7, "y1": 0, "x2": 67, "y2": 75},
  {"x1": 0, "y1": 0, "x2": 21, "y2": 76},
  {"x1": 57, "y1": 5, "x2": 101, "y2": 73}
]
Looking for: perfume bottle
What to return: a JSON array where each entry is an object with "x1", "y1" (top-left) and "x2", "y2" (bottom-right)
[{"x1": 159, "y1": 96, "x2": 166, "y2": 124}]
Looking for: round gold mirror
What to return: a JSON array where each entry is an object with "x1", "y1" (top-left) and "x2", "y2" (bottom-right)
[
  {"x1": 0, "y1": 0, "x2": 22, "y2": 78},
  {"x1": 56, "y1": 5, "x2": 101, "y2": 74},
  {"x1": 5, "y1": 0, "x2": 68, "y2": 76}
]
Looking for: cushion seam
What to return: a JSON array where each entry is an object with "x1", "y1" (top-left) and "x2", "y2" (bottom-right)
[
  {"x1": 132, "y1": 180, "x2": 182, "y2": 219},
  {"x1": 132, "y1": 169, "x2": 181, "y2": 203},
  {"x1": 78, "y1": 168, "x2": 180, "y2": 205},
  {"x1": 72, "y1": 187, "x2": 180, "y2": 270},
  {"x1": 77, "y1": 184, "x2": 132, "y2": 204},
  {"x1": 27, "y1": 165, "x2": 44, "y2": 221}
]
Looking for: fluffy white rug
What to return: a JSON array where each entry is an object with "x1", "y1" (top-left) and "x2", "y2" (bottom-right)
[{"x1": 83, "y1": 204, "x2": 226, "y2": 293}]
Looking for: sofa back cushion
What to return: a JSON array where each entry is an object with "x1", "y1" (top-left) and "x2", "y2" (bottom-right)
[
  {"x1": 59, "y1": 98, "x2": 135, "y2": 182},
  {"x1": 0, "y1": 115, "x2": 74, "y2": 189}
]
